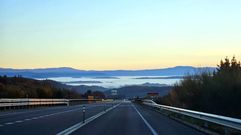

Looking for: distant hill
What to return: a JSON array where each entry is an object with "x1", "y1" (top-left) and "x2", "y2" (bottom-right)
[
  {"x1": 0, "y1": 66, "x2": 216, "y2": 78},
  {"x1": 70, "y1": 85, "x2": 108, "y2": 93},
  {"x1": 0, "y1": 76, "x2": 171, "y2": 99},
  {"x1": 0, "y1": 67, "x2": 105, "y2": 78},
  {"x1": 43, "y1": 80, "x2": 108, "y2": 93}
]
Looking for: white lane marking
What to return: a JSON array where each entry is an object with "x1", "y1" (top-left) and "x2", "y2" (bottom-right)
[
  {"x1": 56, "y1": 103, "x2": 121, "y2": 135},
  {"x1": 24, "y1": 118, "x2": 31, "y2": 121},
  {"x1": 31, "y1": 117, "x2": 38, "y2": 120},
  {"x1": 132, "y1": 104, "x2": 158, "y2": 135},
  {"x1": 5, "y1": 122, "x2": 13, "y2": 125}
]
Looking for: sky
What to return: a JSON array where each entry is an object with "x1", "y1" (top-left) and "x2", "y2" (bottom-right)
[{"x1": 0, "y1": 0, "x2": 241, "y2": 70}]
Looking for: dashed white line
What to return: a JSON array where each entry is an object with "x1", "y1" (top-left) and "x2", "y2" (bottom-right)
[
  {"x1": 5, "y1": 122, "x2": 14, "y2": 125},
  {"x1": 31, "y1": 117, "x2": 38, "y2": 120},
  {"x1": 24, "y1": 118, "x2": 31, "y2": 121},
  {"x1": 132, "y1": 104, "x2": 158, "y2": 135}
]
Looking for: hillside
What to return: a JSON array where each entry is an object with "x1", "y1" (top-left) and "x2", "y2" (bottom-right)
[
  {"x1": 0, "y1": 76, "x2": 170, "y2": 99},
  {"x1": 44, "y1": 80, "x2": 108, "y2": 93},
  {"x1": 0, "y1": 76, "x2": 82, "y2": 98}
]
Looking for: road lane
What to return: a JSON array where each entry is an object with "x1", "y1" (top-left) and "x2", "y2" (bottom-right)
[
  {"x1": 134, "y1": 103, "x2": 205, "y2": 135},
  {"x1": 57, "y1": 103, "x2": 121, "y2": 135},
  {"x1": 72, "y1": 102, "x2": 153, "y2": 135},
  {"x1": 0, "y1": 102, "x2": 118, "y2": 135},
  {"x1": 0, "y1": 106, "x2": 80, "y2": 124},
  {"x1": 72, "y1": 102, "x2": 205, "y2": 135},
  {"x1": 0, "y1": 103, "x2": 114, "y2": 124},
  {"x1": 0, "y1": 101, "x2": 207, "y2": 135},
  {"x1": 132, "y1": 104, "x2": 158, "y2": 135}
]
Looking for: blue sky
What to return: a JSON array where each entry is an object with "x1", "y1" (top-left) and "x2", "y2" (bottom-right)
[{"x1": 0, "y1": 0, "x2": 241, "y2": 69}]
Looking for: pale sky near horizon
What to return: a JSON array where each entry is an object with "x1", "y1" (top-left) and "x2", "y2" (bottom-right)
[{"x1": 1, "y1": 0, "x2": 241, "y2": 70}]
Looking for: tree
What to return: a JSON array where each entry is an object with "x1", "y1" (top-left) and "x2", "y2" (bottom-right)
[{"x1": 156, "y1": 56, "x2": 241, "y2": 118}]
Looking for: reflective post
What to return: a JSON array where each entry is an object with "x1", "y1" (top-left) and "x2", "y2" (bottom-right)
[
  {"x1": 82, "y1": 105, "x2": 86, "y2": 123},
  {"x1": 104, "y1": 103, "x2": 107, "y2": 112}
]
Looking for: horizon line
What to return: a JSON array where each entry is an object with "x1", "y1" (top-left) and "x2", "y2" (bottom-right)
[{"x1": 0, "y1": 65, "x2": 217, "y2": 71}]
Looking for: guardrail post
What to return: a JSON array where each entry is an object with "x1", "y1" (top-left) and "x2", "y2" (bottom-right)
[
  {"x1": 82, "y1": 105, "x2": 86, "y2": 123},
  {"x1": 104, "y1": 103, "x2": 107, "y2": 112},
  {"x1": 28, "y1": 98, "x2": 30, "y2": 109},
  {"x1": 67, "y1": 100, "x2": 69, "y2": 106}
]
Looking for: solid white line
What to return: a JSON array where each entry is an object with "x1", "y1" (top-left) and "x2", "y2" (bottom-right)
[
  {"x1": 56, "y1": 103, "x2": 121, "y2": 135},
  {"x1": 132, "y1": 104, "x2": 158, "y2": 135}
]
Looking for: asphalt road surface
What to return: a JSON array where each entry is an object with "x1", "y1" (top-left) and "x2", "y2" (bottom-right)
[{"x1": 0, "y1": 101, "x2": 205, "y2": 135}]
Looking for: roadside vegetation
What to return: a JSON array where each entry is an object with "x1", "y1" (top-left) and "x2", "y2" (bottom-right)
[
  {"x1": 0, "y1": 76, "x2": 106, "y2": 99},
  {"x1": 156, "y1": 57, "x2": 241, "y2": 119},
  {"x1": 0, "y1": 76, "x2": 83, "y2": 98}
]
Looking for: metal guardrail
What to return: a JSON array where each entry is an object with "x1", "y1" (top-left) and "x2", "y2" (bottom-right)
[
  {"x1": 142, "y1": 99, "x2": 241, "y2": 131},
  {"x1": 0, "y1": 98, "x2": 69, "y2": 107},
  {"x1": 0, "y1": 98, "x2": 111, "y2": 108}
]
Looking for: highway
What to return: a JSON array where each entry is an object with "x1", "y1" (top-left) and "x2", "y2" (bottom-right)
[{"x1": 0, "y1": 101, "x2": 205, "y2": 135}]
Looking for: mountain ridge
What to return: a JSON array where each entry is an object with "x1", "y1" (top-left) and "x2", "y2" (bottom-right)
[{"x1": 0, "y1": 66, "x2": 216, "y2": 78}]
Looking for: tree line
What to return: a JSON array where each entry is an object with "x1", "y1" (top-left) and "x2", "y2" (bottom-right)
[
  {"x1": 156, "y1": 57, "x2": 241, "y2": 119},
  {"x1": 0, "y1": 76, "x2": 105, "y2": 99}
]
